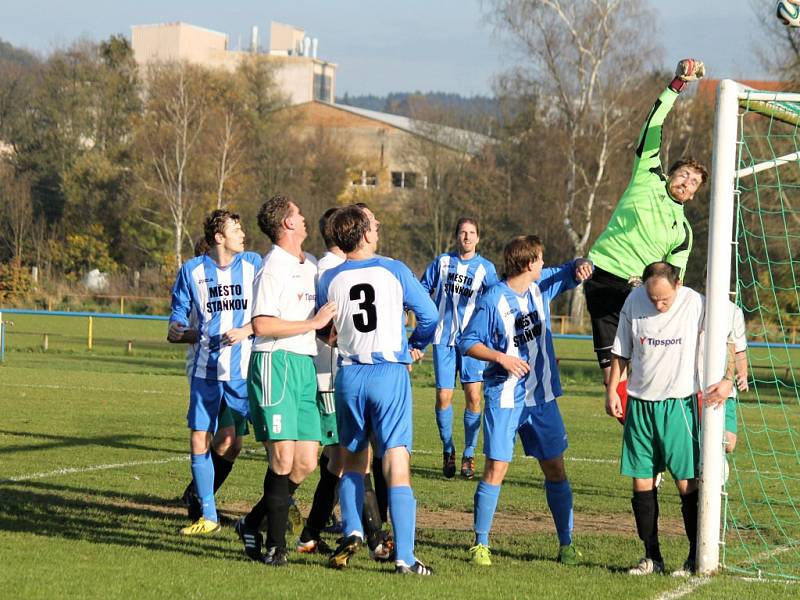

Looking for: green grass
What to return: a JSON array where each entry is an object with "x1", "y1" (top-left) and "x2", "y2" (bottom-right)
[{"x1": 0, "y1": 322, "x2": 798, "y2": 598}]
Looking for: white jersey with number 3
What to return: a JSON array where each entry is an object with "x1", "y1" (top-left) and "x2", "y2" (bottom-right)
[{"x1": 317, "y1": 256, "x2": 438, "y2": 366}]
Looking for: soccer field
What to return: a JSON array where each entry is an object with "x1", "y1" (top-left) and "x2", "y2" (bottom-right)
[{"x1": 0, "y1": 320, "x2": 796, "y2": 599}]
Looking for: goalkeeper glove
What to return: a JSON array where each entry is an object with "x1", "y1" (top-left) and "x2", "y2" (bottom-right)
[{"x1": 669, "y1": 58, "x2": 705, "y2": 93}]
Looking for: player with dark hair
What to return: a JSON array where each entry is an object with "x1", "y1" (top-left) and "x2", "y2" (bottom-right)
[
  {"x1": 606, "y1": 262, "x2": 732, "y2": 576},
  {"x1": 318, "y1": 204, "x2": 438, "y2": 575},
  {"x1": 168, "y1": 209, "x2": 261, "y2": 535},
  {"x1": 298, "y1": 205, "x2": 394, "y2": 561},
  {"x1": 460, "y1": 235, "x2": 592, "y2": 567},
  {"x1": 585, "y1": 59, "x2": 708, "y2": 419},
  {"x1": 235, "y1": 194, "x2": 336, "y2": 566},
  {"x1": 421, "y1": 218, "x2": 498, "y2": 479}
]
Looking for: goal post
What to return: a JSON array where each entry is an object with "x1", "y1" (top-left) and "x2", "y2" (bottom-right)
[
  {"x1": 698, "y1": 79, "x2": 800, "y2": 579},
  {"x1": 697, "y1": 78, "x2": 739, "y2": 575}
]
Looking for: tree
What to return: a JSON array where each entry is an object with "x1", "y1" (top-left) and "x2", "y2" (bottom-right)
[
  {"x1": 488, "y1": 0, "x2": 659, "y2": 324},
  {"x1": 0, "y1": 164, "x2": 33, "y2": 266},
  {"x1": 137, "y1": 62, "x2": 212, "y2": 267}
]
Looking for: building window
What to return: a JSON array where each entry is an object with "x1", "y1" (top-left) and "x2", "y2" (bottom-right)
[
  {"x1": 313, "y1": 73, "x2": 332, "y2": 102},
  {"x1": 391, "y1": 171, "x2": 417, "y2": 189},
  {"x1": 351, "y1": 170, "x2": 377, "y2": 187}
]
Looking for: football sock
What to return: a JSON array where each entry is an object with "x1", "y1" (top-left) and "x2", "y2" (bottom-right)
[
  {"x1": 339, "y1": 471, "x2": 365, "y2": 539},
  {"x1": 362, "y1": 474, "x2": 383, "y2": 547},
  {"x1": 473, "y1": 480, "x2": 501, "y2": 546},
  {"x1": 389, "y1": 486, "x2": 416, "y2": 566},
  {"x1": 191, "y1": 452, "x2": 217, "y2": 522},
  {"x1": 303, "y1": 454, "x2": 339, "y2": 541},
  {"x1": 436, "y1": 405, "x2": 455, "y2": 454},
  {"x1": 463, "y1": 409, "x2": 481, "y2": 458},
  {"x1": 264, "y1": 470, "x2": 290, "y2": 549},
  {"x1": 210, "y1": 448, "x2": 233, "y2": 492},
  {"x1": 680, "y1": 489, "x2": 699, "y2": 561},
  {"x1": 545, "y1": 479, "x2": 574, "y2": 546},
  {"x1": 372, "y1": 456, "x2": 389, "y2": 523},
  {"x1": 288, "y1": 478, "x2": 300, "y2": 497},
  {"x1": 632, "y1": 489, "x2": 662, "y2": 562},
  {"x1": 243, "y1": 469, "x2": 271, "y2": 529}
]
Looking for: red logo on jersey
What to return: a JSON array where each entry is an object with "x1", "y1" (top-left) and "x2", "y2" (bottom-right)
[
  {"x1": 639, "y1": 336, "x2": 647, "y2": 345},
  {"x1": 297, "y1": 292, "x2": 303, "y2": 300}
]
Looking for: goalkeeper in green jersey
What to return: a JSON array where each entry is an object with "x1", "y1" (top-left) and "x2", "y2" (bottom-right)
[{"x1": 585, "y1": 59, "x2": 709, "y2": 414}]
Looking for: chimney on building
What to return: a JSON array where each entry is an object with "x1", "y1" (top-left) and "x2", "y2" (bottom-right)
[
  {"x1": 302, "y1": 36, "x2": 311, "y2": 57},
  {"x1": 311, "y1": 38, "x2": 318, "y2": 59},
  {"x1": 251, "y1": 26, "x2": 259, "y2": 53}
]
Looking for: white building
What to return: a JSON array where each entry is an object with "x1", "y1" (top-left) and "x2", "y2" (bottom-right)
[{"x1": 131, "y1": 21, "x2": 337, "y2": 104}]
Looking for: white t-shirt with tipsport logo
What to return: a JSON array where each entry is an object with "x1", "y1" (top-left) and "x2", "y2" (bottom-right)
[
  {"x1": 252, "y1": 245, "x2": 318, "y2": 355},
  {"x1": 613, "y1": 285, "x2": 704, "y2": 401}
]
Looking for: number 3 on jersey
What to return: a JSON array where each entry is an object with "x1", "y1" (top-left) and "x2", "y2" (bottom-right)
[{"x1": 350, "y1": 283, "x2": 377, "y2": 332}]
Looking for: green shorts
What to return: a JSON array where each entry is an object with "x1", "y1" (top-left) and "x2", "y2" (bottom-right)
[
  {"x1": 248, "y1": 350, "x2": 321, "y2": 443},
  {"x1": 621, "y1": 396, "x2": 699, "y2": 481},
  {"x1": 318, "y1": 391, "x2": 339, "y2": 446},
  {"x1": 218, "y1": 403, "x2": 249, "y2": 437},
  {"x1": 725, "y1": 397, "x2": 737, "y2": 435}
]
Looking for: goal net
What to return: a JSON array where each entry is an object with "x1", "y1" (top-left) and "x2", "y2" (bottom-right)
[{"x1": 699, "y1": 80, "x2": 800, "y2": 579}]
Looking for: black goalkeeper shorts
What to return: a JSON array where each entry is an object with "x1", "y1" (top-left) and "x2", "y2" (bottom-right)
[{"x1": 583, "y1": 267, "x2": 635, "y2": 369}]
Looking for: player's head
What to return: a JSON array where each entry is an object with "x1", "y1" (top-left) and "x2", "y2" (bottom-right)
[
  {"x1": 354, "y1": 202, "x2": 380, "y2": 236},
  {"x1": 203, "y1": 209, "x2": 244, "y2": 253},
  {"x1": 193, "y1": 236, "x2": 210, "y2": 257},
  {"x1": 503, "y1": 235, "x2": 544, "y2": 279},
  {"x1": 257, "y1": 193, "x2": 306, "y2": 244},
  {"x1": 667, "y1": 158, "x2": 708, "y2": 204},
  {"x1": 455, "y1": 218, "x2": 480, "y2": 256},
  {"x1": 643, "y1": 261, "x2": 682, "y2": 313},
  {"x1": 319, "y1": 207, "x2": 339, "y2": 250},
  {"x1": 331, "y1": 205, "x2": 376, "y2": 253}
]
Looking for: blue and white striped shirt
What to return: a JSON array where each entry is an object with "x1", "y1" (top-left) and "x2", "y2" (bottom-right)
[
  {"x1": 170, "y1": 251, "x2": 261, "y2": 381},
  {"x1": 459, "y1": 261, "x2": 579, "y2": 408},
  {"x1": 420, "y1": 253, "x2": 498, "y2": 347}
]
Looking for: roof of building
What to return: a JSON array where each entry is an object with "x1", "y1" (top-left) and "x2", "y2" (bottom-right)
[{"x1": 324, "y1": 102, "x2": 493, "y2": 155}]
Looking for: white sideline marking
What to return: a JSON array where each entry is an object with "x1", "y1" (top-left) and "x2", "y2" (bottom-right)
[
  {"x1": 2, "y1": 456, "x2": 188, "y2": 482},
  {"x1": 653, "y1": 577, "x2": 711, "y2": 600},
  {"x1": 1, "y1": 382, "x2": 181, "y2": 396}
]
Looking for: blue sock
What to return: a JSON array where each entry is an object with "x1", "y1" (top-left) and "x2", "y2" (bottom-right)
[
  {"x1": 473, "y1": 480, "x2": 501, "y2": 546},
  {"x1": 191, "y1": 452, "x2": 217, "y2": 522},
  {"x1": 463, "y1": 410, "x2": 481, "y2": 458},
  {"x1": 339, "y1": 472, "x2": 365, "y2": 539},
  {"x1": 545, "y1": 479, "x2": 574, "y2": 546},
  {"x1": 389, "y1": 486, "x2": 416, "y2": 566},
  {"x1": 436, "y1": 405, "x2": 455, "y2": 454}
]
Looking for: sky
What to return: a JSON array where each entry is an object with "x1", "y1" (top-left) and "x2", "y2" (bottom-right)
[{"x1": 0, "y1": 1, "x2": 774, "y2": 97}]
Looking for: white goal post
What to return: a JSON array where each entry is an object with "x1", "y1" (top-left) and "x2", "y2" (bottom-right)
[{"x1": 697, "y1": 80, "x2": 800, "y2": 575}]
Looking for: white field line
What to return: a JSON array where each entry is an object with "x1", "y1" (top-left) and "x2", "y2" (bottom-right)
[
  {"x1": 653, "y1": 577, "x2": 711, "y2": 600},
  {"x1": 3, "y1": 452, "x2": 616, "y2": 484},
  {"x1": 1, "y1": 382, "x2": 182, "y2": 396},
  {"x1": 2, "y1": 456, "x2": 188, "y2": 482}
]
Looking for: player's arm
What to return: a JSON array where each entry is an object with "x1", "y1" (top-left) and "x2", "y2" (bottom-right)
[
  {"x1": 734, "y1": 350, "x2": 749, "y2": 392},
  {"x1": 606, "y1": 355, "x2": 629, "y2": 418},
  {"x1": 402, "y1": 265, "x2": 440, "y2": 353},
  {"x1": 631, "y1": 59, "x2": 704, "y2": 178},
  {"x1": 252, "y1": 306, "x2": 336, "y2": 338},
  {"x1": 538, "y1": 258, "x2": 593, "y2": 300},
  {"x1": 220, "y1": 322, "x2": 253, "y2": 346},
  {"x1": 167, "y1": 264, "x2": 195, "y2": 343},
  {"x1": 463, "y1": 342, "x2": 530, "y2": 379}
]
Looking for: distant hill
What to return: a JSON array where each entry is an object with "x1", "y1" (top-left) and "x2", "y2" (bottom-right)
[
  {"x1": 336, "y1": 92, "x2": 501, "y2": 127},
  {"x1": 0, "y1": 38, "x2": 39, "y2": 68}
]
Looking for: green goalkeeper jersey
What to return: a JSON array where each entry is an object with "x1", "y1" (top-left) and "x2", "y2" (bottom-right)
[{"x1": 588, "y1": 87, "x2": 692, "y2": 280}]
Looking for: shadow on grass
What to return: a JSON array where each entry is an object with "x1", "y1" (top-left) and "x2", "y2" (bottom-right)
[{"x1": 0, "y1": 478, "x2": 246, "y2": 560}]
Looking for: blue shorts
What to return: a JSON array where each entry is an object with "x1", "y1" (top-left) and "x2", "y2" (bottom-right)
[
  {"x1": 334, "y1": 363, "x2": 412, "y2": 457},
  {"x1": 187, "y1": 377, "x2": 249, "y2": 433},
  {"x1": 432, "y1": 344, "x2": 485, "y2": 388},
  {"x1": 483, "y1": 399, "x2": 568, "y2": 463}
]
